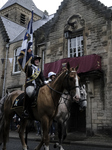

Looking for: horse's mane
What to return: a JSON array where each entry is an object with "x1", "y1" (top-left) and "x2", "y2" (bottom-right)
[{"x1": 50, "y1": 69, "x2": 68, "y2": 85}]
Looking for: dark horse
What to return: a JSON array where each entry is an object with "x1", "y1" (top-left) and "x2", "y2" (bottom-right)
[
  {"x1": 54, "y1": 84, "x2": 87, "y2": 150},
  {"x1": 0, "y1": 63, "x2": 80, "y2": 150}
]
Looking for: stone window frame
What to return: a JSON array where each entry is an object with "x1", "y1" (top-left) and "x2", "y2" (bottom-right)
[
  {"x1": 13, "y1": 47, "x2": 21, "y2": 74},
  {"x1": 64, "y1": 14, "x2": 85, "y2": 58}
]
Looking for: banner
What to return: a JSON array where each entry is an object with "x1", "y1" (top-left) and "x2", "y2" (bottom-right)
[{"x1": 18, "y1": 11, "x2": 34, "y2": 72}]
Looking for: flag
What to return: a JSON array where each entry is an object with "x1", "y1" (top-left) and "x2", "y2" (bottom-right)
[
  {"x1": 18, "y1": 11, "x2": 34, "y2": 72},
  {"x1": 9, "y1": 58, "x2": 13, "y2": 64}
]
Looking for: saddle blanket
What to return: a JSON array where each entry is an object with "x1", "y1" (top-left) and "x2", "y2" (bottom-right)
[
  {"x1": 12, "y1": 93, "x2": 37, "y2": 109},
  {"x1": 12, "y1": 93, "x2": 24, "y2": 108}
]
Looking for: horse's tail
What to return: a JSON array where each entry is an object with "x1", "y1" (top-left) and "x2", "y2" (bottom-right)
[{"x1": 0, "y1": 92, "x2": 9, "y2": 143}]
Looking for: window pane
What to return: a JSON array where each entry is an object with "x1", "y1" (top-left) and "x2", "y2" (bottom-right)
[
  {"x1": 78, "y1": 47, "x2": 80, "y2": 52},
  {"x1": 13, "y1": 48, "x2": 21, "y2": 73},
  {"x1": 74, "y1": 53, "x2": 76, "y2": 57},
  {"x1": 70, "y1": 48, "x2": 72, "y2": 53},
  {"x1": 16, "y1": 47, "x2": 21, "y2": 56},
  {"x1": 70, "y1": 54, "x2": 72, "y2": 57},
  {"x1": 68, "y1": 35, "x2": 84, "y2": 58}
]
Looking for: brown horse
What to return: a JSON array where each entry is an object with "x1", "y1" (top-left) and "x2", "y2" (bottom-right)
[{"x1": 0, "y1": 64, "x2": 80, "y2": 150}]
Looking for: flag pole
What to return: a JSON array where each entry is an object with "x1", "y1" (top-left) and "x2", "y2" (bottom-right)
[
  {"x1": 23, "y1": 10, "x2": 33, "y2": 112},
  {"x1": 17, "y1": 6, "x2": 34, "y2": 113}
]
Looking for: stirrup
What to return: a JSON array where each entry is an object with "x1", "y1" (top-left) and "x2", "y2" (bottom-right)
[{"x1": 23, "y1": 110, "x2": 29, "y2": 118}]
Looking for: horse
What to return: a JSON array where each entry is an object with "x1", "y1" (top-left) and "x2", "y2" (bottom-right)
[
  {"x1": 0, "y1": 63, "x2": 80, "y2": 150},
  {"x1": 54, "y1": 84, "x2": 87, "y2": 150}
]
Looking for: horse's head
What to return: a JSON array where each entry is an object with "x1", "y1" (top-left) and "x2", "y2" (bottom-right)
[
  {"x1": 79, "y1": 84, "x2": 87, "y2": 111},
  {"x1": 63, "y1": 63, "x2": 80, "y2": 102}
]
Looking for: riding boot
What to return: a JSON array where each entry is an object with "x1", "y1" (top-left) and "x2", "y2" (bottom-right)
[{"x1": 23, "y1": 95, "x2": 30, "y2": 118}]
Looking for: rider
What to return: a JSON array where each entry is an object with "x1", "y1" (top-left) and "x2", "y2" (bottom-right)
[
  {"x1": 47, "y1": 72, "x2": 56, "y2": 83},
  {"x1": 47, "y1": 71, "x2": 56, "y2": 136},
  {"x1": 24, "y1": 55, "x2": 47, "y2": 117}
]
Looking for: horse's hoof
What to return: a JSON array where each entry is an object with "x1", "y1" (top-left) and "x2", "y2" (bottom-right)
[
  {"x1": 54, "y1": 144, "x2": 57, "y2": 148},
  {"x1": 54, "y1": 143, "x2": 59, "y2": 148}
]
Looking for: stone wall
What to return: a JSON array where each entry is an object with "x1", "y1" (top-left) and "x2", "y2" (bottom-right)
[
  {"x1": 5, "y1": 41, "x2": 25, "y2": 93},
  {"x1": 0, "y1": 4, "x2": 41, "y2": 27},
  {"x1": 37, "y1": 0, "x2": 112, "y2": 134},
  {"x1": 0, "y1": 33, "x2": 6, "y2": 97}
]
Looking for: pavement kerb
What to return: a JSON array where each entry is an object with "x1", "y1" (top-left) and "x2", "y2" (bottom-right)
[
  {"x1": 69, "y1": 141, "x2": 112, "y2": 148},
  {"x1": 9, "y1": 131, "x2": 112, "y2": 148}
]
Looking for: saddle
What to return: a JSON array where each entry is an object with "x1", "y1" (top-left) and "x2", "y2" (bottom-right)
[
  {"x1": 12, "y1": 93, "x2": 37, "y2": 109},
  {"x1": 12, "y1": 93, "x2": 24, "y2": 108}
]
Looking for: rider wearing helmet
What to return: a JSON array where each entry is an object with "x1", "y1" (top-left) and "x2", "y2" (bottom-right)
[
  {"x1": 24, "y1": 55, "x2": 47, "y2": 117},
  {"x1": 47, "y1": 71, "x2": 56, "y2": 136},
  {"x1": 47, "y1": 72, "x2": 56, "y2": 83}
]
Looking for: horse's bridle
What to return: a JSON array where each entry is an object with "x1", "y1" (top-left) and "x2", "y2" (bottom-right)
[
  {"x1": 65, "y1": 72, "x2": 80, "y2": 101},
  {"x1": 46, "y1": 72, "x2": 80, "y2": 96}
]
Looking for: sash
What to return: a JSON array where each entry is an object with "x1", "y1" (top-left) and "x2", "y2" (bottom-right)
[{"x1": 27, "y1": 67, "x2": 40, "y2": 83}]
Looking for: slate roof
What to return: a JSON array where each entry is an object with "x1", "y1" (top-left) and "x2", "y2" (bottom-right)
[
  {"x1": 0, "y1": 17, "x2": 10, "y2": 42},
  {"x1": 11, "y1": 14, "x2": 54, "y2": 43},
  {"x1": 1, "y1": 16, "x2": 25, "y2": 42},
  {"x1": 0, "y1": 0, "x2": 44, "y2": 17}
]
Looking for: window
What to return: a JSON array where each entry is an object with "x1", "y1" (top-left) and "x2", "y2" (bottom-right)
[
  {"x1": 20, "y1": 13, "x2": 25, "y2": 24},
  {"x1": 68, "y1": 36, "x2": 83, "y2": 57},
  {"x1": 13, "y1": 47, "x2": 21, "y2": 73}
]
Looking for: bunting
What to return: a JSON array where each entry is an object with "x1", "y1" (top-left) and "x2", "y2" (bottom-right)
[{"x1": 0, "y1": 58, "x2": 14, "y2": 64}]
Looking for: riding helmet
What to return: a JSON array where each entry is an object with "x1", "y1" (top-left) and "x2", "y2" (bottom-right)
[
  {"x1": 48, "y1": 72, "x2": 56, "y2": 78},
  {"x1": 31, "y1": 55, "x2": 41, "y2": 64}
]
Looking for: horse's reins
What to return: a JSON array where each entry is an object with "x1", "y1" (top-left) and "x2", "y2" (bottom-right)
[
  {"x1": 46, "y1": 74, "x2": 80, "y2": 96},
  {"x1": 46, "y1": 84, "x2": 63, "y2": 95}
]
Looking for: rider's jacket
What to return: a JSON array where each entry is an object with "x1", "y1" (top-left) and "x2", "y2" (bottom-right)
[{"x1": 25, "y1": 64, "x2": 45, "y2": 88}]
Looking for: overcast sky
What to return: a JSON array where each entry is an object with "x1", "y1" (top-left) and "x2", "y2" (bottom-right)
[{"x1": 0, "y1": 0, "x2": 111, "y2": 15}]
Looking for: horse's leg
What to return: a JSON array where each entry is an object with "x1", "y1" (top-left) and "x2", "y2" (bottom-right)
[
  {"x1": 35, "y1": 117, "x2": 51, "y2": 150},
  {"x1": 54, "y1": 121, "x2": 65, "y2": 150},
  {"x1": 18, "y1": 119, "x2": 28, "y2": 150},
  {"x1": 62, "y1": 122, "x2": 67, "y2": 142},
  {"x1": 59, "y1": 122, "x2": 68, "y2": 150},
  {"x1": 2, "y1": 115, "x2": 13, "y2": 150},
  {"x1": 58, "y1": 121, "x2": 63, "y2": 144}
]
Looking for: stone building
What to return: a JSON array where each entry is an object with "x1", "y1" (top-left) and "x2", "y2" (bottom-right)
[
  {"x1": 0, "y1": 0, "x2": 112, "y2": 135},
  {"x1": 34, "y1": 0, "x2": 112, "y2": 135},
  {"x1": 0, "y1": 0, "x2": 53, "y2": 96}
]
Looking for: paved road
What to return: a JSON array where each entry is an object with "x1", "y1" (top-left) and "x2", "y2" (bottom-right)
[{"x1": 0, "y1": 138, "x2": 112, "y2": 150}]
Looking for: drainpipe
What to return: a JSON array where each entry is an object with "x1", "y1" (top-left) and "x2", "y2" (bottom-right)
[{"x1": 2, "y1": 43, "x2": 9, "y2": 97}]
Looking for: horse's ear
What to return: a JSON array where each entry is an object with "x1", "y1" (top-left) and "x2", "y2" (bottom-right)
[
  {"x1": 75, "y1": 65, "x2": 79, "y2": 71},
  {"x1": 67, "y1": 62, "x2": 70, "y2": 70}
]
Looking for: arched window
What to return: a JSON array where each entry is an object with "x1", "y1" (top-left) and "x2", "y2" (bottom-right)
[{"x1": 13, "y1": 47, "x2": 21, "y2": 73}]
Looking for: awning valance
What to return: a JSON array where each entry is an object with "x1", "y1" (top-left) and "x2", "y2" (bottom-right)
[{"x1": 44, "y1": 54, "x2": 101, "y2": 78}]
